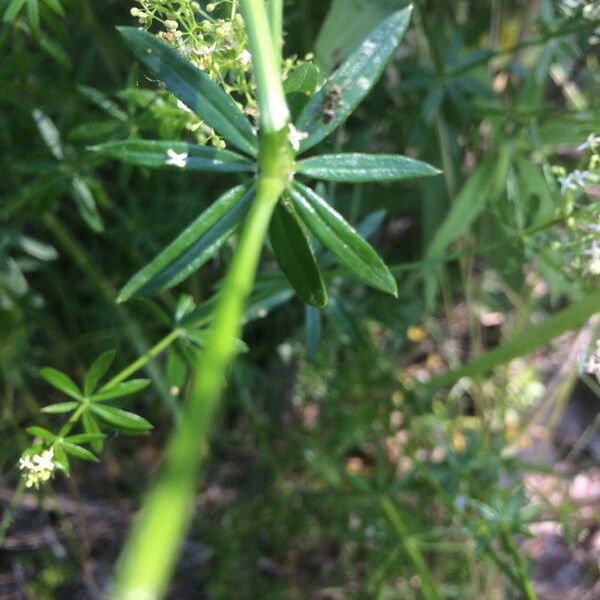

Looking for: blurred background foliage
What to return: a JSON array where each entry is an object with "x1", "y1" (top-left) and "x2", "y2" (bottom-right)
[{"x1": 1, "y1": 0, "x2": 600, "y2": 598}]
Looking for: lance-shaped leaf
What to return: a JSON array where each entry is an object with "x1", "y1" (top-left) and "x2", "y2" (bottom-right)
[
  {"x1": 84, "y1": 349, "x2": 116, "y2": 396},
  {"x1": 62, "y1": 442, "x2": 99, "y2": 462},
  {"x1": 296, "y1": 7, "x2": 412, "y2": 153},
  {"x1": 289, "y1": 182, "x2": 397, "y2": 296},
  {"x1": 269, "y1": 199, "x2": 327, "y2": 308},
  {"x1": 297, "y1": 153, "x2": 441, "y2": 182},
  {"x1": 92, "y1": 140, "x2": 255, "y2": 174},
  {"x1": 118, "y1": 27, "x2": 258, "y2": 157},
  {"x1": 90, "y1": 404, "x2": 153, "y2": 433},
  {"x1": 39, "y1": 367, "x2": 82, "y2": 400},
  {"x1": 93, "y1": 379, "x2": 150, "y2": 402},
  {"x1": 118, "y1": 185, "x2": 254, "y2": 302}
]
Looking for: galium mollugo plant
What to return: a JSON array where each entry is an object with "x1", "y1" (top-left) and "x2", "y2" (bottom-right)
[{"x1": 25, "y1": 2, "x2": 441, "y2": 598}]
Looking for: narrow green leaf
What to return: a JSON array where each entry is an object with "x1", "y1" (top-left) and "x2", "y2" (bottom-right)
[
  {"x1": 32, "y1": 109, "x2": 63, "y2": 160},
  {"x1": 84, "y1": 349, "x2": 116, "y2": 396},
  {"x1": 26, "y1": 0, "x2": 39, "y2": 36},
  {"x1": 39, "y1": 367, "x2": 82, "y2": 400},
  {"x1": 269, "y1": 199, "x2": 327, "y2": 308},
  {"x1": 92, "y1": 139, "x2": 255, "y2": 173},
  {"x1": 296, "y1": 7, "x2": 412, "y2": 152},
  {"x1": 39, "y1": 32, "x2": 72, "y2": 69},
  {"x1": 425, "y1": 154, "x2": 509, "y2": 261},
  {"x1": 305, "y1": 305, "x2": 321, "y2": 360},
  {"x1": 118, "y1": 27, "x2": 258, "y2": 156},
  {"x1": 26, "y1": 426, "x2": 56, "y2": 442},
  {"x1": 41, "y1": 401, "x2": 79, "y2": 414},
  {"x1": 41, "y1": 0, "x2": 65, "y2": 17},
  {"x1": 62, "y1": 442, "x2": 99, "y2": 462},
  {"x1": 289, "y1": 182, "x2": 397, "y2": 296},
  {"x1": 315, "y1": 0, "x2": 401, "y2": 74},
  {"x1": 118, "y1": 185, "x2": 254, "y2": 302},
  {"x1": 3, "y1": 0, "x2": 27, "y2": 22},
  {"x1": 427, "y1": 287, "x2": 600, "y2": 388},
  {"x1": 92, "y1": 379, "x2": 150, "y2": 402},
  {"x1": 82, "y1": 412, "x2": 103, "y2": 453},
  {"x1": 297, "y1": 153, "x2": 441, "y2": 183},
  {"x1": 71, "y1": 175, "x2": 104, "y2": 233},
  {"x1": 90, "y1": 404, "x2": 153, "y2": 432},
  {"x1": 53, "y1": 444, "x2": 70, "y2": 475},
  {"x1": 65, "y1": 433, "x2": 105, "y2": 444},
  {"x1": 78, "y1": 85, "x2": 127, "y2": 121}
]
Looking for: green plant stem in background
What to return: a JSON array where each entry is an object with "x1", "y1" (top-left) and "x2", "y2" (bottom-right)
[
  {"x1": 500, "y1": 527, "x2": 538, "y2": 600},
  {"x1": 381, "y1": 497, "x2": 442, "y2": 600},
  {"x1": 111, "y1": 1, "x2": 293, "y2": 594}
]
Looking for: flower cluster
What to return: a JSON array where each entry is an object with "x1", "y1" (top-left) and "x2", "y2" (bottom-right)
[
  {"x1": 560, "y1": 0, "x2": 600, "y2": 44},
  {"x1": 130, "y1": 0, "x2": 314, "y2": 147},
  {"x1": 18, "y1": 448, "x2": 57, "y2": 489},
  {"x1": 552, "y1": 132, "x2": 600, "y2": 277}
]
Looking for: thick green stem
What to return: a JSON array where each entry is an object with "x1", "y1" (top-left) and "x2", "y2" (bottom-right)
[
  {"x1": 110, "y1": 129, "x2": 292, "y2": 600},
  {"x1": 240, "y1": 0, "x2": 289, "y2": 132},
  {"x1": 110, "y1": 1, "x2": 294, "y2": 592}
]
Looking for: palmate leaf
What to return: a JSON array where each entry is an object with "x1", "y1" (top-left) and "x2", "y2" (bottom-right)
[
  {"x1": 269, "y1": 199, "x2": 327, "y2": 308},
  {"x1": 93, "y1": 140, "x2": 255, "y2": 174},
  {"x1": 118, "y1": 185, "x2": 255, "y2": 302},
  {"x1": 296, "y1": 7, "x2": 412, "y2": 153},
  {"x1": 118, "y1": 27, "x2": 258, "y2": 157},
  {"x1": 297, "y1": 153, "x2": 440, "y2": 182},
  {"x1": 289, "y1": 182, "x2": 397, "y2": 296}
]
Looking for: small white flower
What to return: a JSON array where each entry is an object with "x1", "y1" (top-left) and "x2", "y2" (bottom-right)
[
  {"x1": 577, "y1": 133, "x2": 600, "y2": 152},
  {"x1": 558, "y1": 174, "x2": 578, "y2": 193},
  {"x1": 558, "y1": 169, "x2": 591, "y2": 194},
  {"x1": 237, "y1": 49, "x2": 252, "y2": 67},
  {"x1": 287, "y1": 124, "x2": 308, "y2": 152},
  {"x1": 165, "y1": 148, "x2": 188, "y2": 168}
]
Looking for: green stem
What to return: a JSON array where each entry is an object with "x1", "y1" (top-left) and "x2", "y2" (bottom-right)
[
  {"x1": 99, "y1": 329, "x2": 184, "y2": 392},
  {"x1": 266, "y1": 0, "x2": 283, "y2": 66},
  {"x1": 381, "y1": 497, "x2": 442, "y2": 600},
  {"x1": 110, "y1": 3, "x2": 294, "y2": 593},
  {"x1": 111, "y1": 128, "x2": 292, "y2": 599},
  {"x1": 500, "y1": 528, "x2": 538, "y2": 600},
  {"x1": 240, "y1": 0, "x2": 289, "y2": 132}
]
